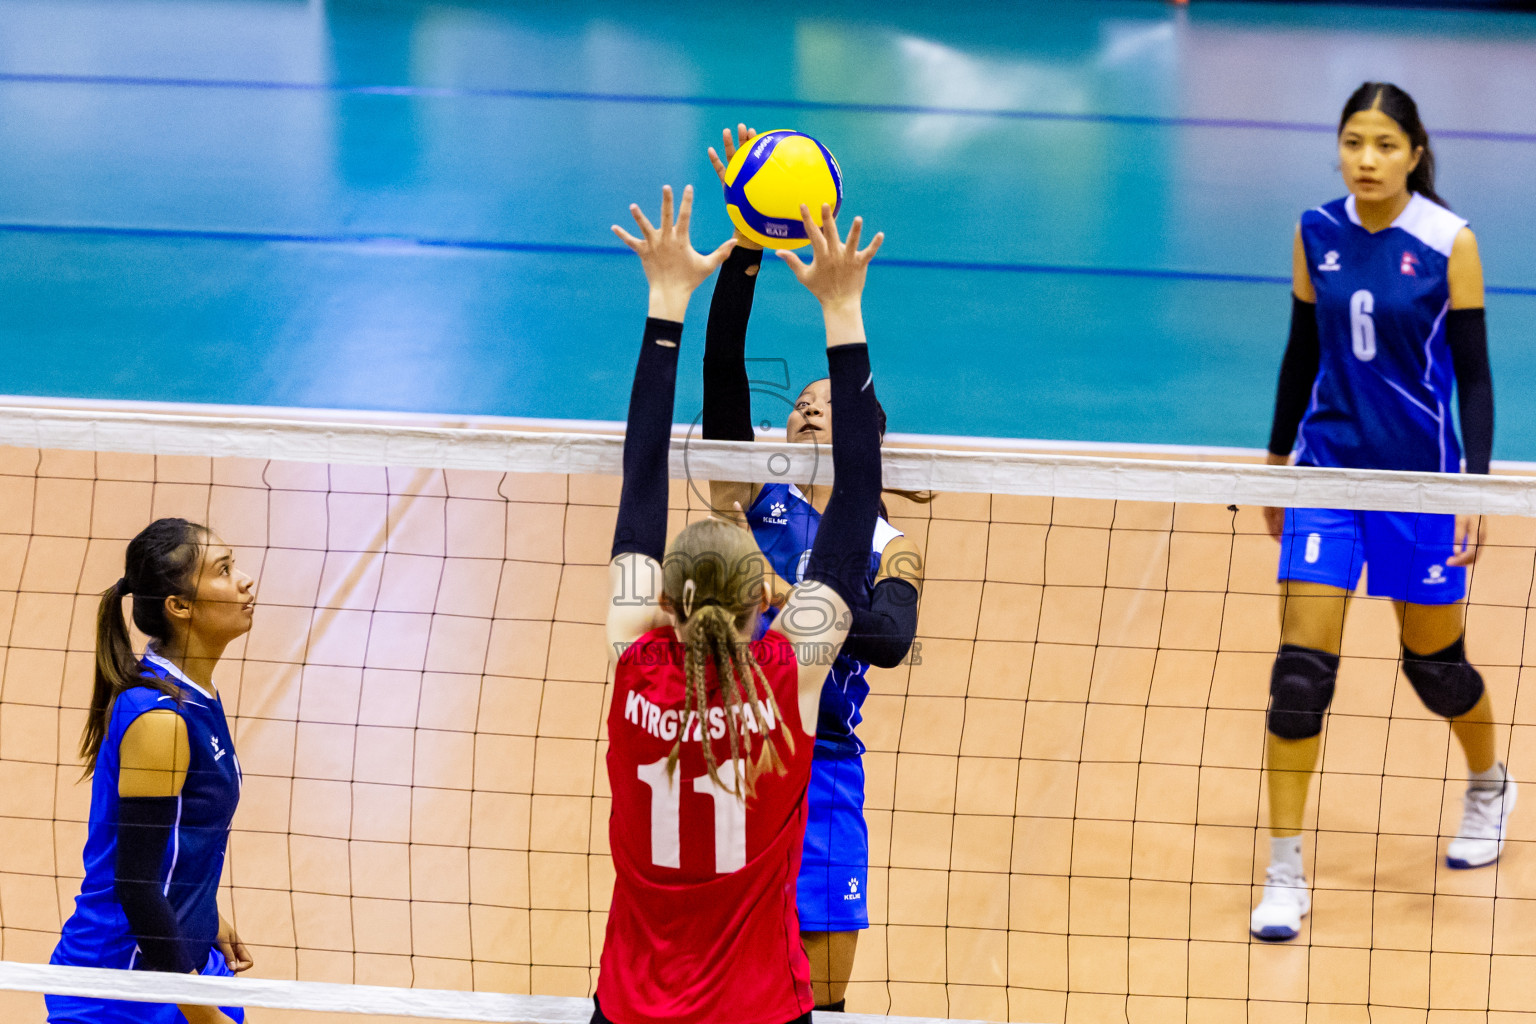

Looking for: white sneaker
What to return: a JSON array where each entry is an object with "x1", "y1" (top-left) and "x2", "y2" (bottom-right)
[
  {"x1": 1446, "y1": 773, "x2": 1518, "y2": 870},
  {"x1": 1250, "y1": 862, "x2": 1310, "y2": 942}
]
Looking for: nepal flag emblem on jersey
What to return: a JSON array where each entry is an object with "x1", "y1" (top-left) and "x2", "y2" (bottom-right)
[{"x1": 1401, "y1": 251, "x2": 1419, "y2": 276}]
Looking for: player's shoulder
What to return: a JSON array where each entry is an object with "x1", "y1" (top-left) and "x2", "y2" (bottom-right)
[
  {"x1": 1392, "y1": 192, "x2": 1468, "y2": 258},
  {"x1": 1300, "y1": 197, "x2": 1351, "y2": 232},
  {"x1": 110, "y1": 676, "x2": 181, "y2": 718}
]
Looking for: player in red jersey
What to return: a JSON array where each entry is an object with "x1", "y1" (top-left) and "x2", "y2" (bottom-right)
[{"x1": 599, "y1": 183, "x2": 885, "y2": 1024}]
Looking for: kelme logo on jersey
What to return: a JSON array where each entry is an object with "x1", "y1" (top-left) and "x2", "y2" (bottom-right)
[
  {"x1": 762, "y1": 501, "x2": 789, "y2": 526},
  {"x1": 1424, "y1": 564, "x2": 1446, "y2": 585},
  {"x1": 1318, "y1": 251, "x2": 1341, "y2": 272},
  {"x1": 1401, "y1": 251, "x2": 1419, "y2": 276},
  {"x1": 211, "y1": 735, "x2": 227, "y2": 762}
]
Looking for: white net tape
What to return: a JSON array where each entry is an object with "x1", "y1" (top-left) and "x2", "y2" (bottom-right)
[
  {"x1": 0, "y1": 405, "x2": 1529, "y2": 514},
  {"x1": 0, "y1": 962, "x2": 993, "y2": 1024}
]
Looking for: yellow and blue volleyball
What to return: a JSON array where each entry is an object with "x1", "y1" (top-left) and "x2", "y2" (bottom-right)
[{"x1": 721, "y1": 129, "x2": 843, "y2": 249}]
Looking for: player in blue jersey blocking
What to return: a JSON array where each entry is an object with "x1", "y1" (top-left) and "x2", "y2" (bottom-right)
[
  {"x1": 700, "y1": 125, "x2": 927, "y2": 1011},
  {"x1": 1253, "y1": 84, "x2": 1514, "y2": 942},
  {"x1": 50, "y1": 519, "x2": 255, "y2": 1023}
]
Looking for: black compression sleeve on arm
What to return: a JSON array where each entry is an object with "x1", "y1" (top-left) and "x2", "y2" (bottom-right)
[
  {"x1": 115, "y1": 795, "x2": 197, "y2": 973},
  {"x1": 804, "y1": 344, "x2": 882, "y2": 606},
  {"x1": 611, "y1": 317, "x2": 683, "y2": 562},
  {"x1": 1267, "y1": 295, "x2": 1320, "y2": 457},
  {"x1": 843, "y1": 577, "x2": 920, "y2": 668},
  {"x1": 1447, "y1": 307, "x2": 1493, "y2": 474},
  {"x1": 703, "y1": 247, "x2": 764, "y2": 442}
]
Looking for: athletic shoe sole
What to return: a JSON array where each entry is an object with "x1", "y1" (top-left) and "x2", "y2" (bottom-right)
[
  {"x1": 1446, "y1": 779, "x2": 1518, "y2": 870},
  {"x1": 1251, "y1": 924, "x2": 1300, "y2": 942},
  {"x1": 1448, "y1": 849, "x2": 1503, "y2": 869}
]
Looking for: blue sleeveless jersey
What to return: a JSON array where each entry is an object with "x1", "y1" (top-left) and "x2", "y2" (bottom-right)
[
  {"x1": 749, "y1": 482, "x2": 902, "y2": 760},
  {"x1": 53, "y1": 652, "x2": 242, "y2": 975},
  {"x1": 1295, "y1": 193, "x2": 1468, "y2": 473}
]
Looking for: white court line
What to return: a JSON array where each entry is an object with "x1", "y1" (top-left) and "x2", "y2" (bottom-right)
[{"x1": 0, "y1": 961, "x2": 1005, "y2": 1024}]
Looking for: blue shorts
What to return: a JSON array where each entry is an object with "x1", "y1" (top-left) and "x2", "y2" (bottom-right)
[
  {"x1": 797, "y1": 756, "x2": 869, "y2": 932},
  {"x1": 46, "y1": 947, "x2": 244, "y2": 1024},
  {"x1": 1278, "y1": 507, "x2": 1466, "y2": 605}
]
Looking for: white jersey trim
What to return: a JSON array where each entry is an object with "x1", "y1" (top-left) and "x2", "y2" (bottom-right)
[
  {"x1": 143, "y1": 648, "x2": 216, "y2": 702},
  {"x1": 1345, "y1": 192, "x2": 1466, "y2": 256},
  {"x1": 776, "y1": 483, "x2": 904, "y2": 559}
]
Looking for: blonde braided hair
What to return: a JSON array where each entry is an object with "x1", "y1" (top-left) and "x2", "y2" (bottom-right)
[{"x1": 662, "y1": 519, "x2": 794, "y2": 800}]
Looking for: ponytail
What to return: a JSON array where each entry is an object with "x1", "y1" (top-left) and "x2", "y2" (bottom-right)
[
  {"x1": 80, "y1": 518, "x2": 207, "y2": 776},
  {"x1": 661, "y1": 519, "x2": 793, "y2": 800}
]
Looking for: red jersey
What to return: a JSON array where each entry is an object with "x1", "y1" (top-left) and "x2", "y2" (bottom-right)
[{"x1": 597, "y1": 626, "x2": 815, "y2": 1024}]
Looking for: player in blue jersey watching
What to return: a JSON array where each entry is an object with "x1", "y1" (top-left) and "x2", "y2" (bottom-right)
[
  {"x1": 50, "y1": 518, "x2": 254, "y2": 1024},
  {"x1": 701, "y1": 125, "x2": 926, "y2": 1011},
  {"x1": 1252, "y1": 83, "x2": 1513, "y2": 943}
]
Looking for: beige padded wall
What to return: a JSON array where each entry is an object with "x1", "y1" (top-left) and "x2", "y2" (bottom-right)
[{"x1": 0, "y1": 445, "x2": 1533, "y2": 1023}]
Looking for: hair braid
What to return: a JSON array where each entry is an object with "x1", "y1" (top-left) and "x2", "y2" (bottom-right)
[{"x1": 660, "y1": 517, "x2": 796, "y2": 803}]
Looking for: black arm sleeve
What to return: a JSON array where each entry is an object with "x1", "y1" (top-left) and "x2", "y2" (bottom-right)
[
  {"x1": 703, "y1": 247, "x2": 764, "y2": 442},
  {"x1": 1267, "y1": 295, "x2": 1320, "y2": 457},
  {"x1": 611, "y1": 317, "x2": 683, "y2": 562},
  {"x1": 803, "y1": 344, "x2": 882, "y2": 606},
  {"x1": 842, "y1": 577, "x2": 920, "y2": 668},
  {"x1": 115, "y1": 795, "x2": 198, "y2": 973},
  {"x1": 1447, "y1": 307, "x2": 1493, "y2": 475}
]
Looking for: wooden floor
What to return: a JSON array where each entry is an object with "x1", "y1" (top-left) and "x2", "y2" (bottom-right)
[{"x1": 0, "y1": 445, "x2": 1533, "y2": 1022}]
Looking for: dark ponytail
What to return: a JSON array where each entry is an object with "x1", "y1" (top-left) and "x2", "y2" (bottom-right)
[
  {"x1": 81, "y1": 518, "x2": 208, "y2": 775},
  {"x1": 1339, "y1": 82, "x2": 1446, "y2": 208}
]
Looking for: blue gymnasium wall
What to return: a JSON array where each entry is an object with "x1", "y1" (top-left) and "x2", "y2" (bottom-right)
[{"x1": 1, "y1": 1, "x2": 1534, "y2": 454}]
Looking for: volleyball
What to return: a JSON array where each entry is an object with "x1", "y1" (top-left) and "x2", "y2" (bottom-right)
[{"x1": 721, "y1": 129, "x2": 843, "y2": 249}]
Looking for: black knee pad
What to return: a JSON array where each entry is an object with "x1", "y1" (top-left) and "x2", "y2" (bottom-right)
[
  {"x1": 1267, "y1": 644, "x2": 1340, "y2": 740},
  {"x1": 1402, "y1": 636, "x2": 1485, "y2": 719}
]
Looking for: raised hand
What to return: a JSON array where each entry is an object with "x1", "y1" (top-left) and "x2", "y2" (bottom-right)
[
  {"x1": 707, "y1": 123, "x2": 759, "y2": 187},
  {"x1": 708, "y1": 124, "x2": 764, "y2": 250},
  {"x1": 612, "y1": 185, "x2": 737, "y2": 321},
  {"x1": 777, "y1": 204, "x2": 883, "y2": 344}
]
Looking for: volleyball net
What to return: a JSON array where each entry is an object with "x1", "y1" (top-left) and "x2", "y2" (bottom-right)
[{"x1": 0, "y1": 405, "x2": 1532, "y2": 1023}]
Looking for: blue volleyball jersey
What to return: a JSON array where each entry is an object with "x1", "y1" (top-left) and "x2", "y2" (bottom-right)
[
  {"x1": 1294, "y1": 193, "x2": 1468, "y2": 473},
  {"x1": 53, "y1": 651, "x2": 242, "y2": 974},
  {"x1": 749, "y1": 481, "x2": 902, "y2": 760}
]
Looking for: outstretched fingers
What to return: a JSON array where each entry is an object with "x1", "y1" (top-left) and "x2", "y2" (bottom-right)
[
  {"x1": 659, "y1": 185, "x2": 675, "y2": 237},
  {"x1": 843, "y1": 215, "x2": 862, "y2": 257},
  {"x1": 819, "y1": 203, "x2": 842, "y2": 250},
  {"x1": 611, "y1": 224, "x2": 645, "y2": 253},
  {"x1": 629, "y1": 202, "x2": 657, "y2": 242},
  {"x1": 799, "y1": 204, "x2": 829, "y2": 256},
  {"x1": 675, "y1": 184, "x2": 695, "y2": 238},
  {"x1": 859, "y1": 230, "x2": 885, "y2": 263},
  {"x1": 777, "y1": 248, "x2": 810, "y2": 279},
  {"x1": 704, "y1": 236, "x2": 738, "y2": 269}
]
